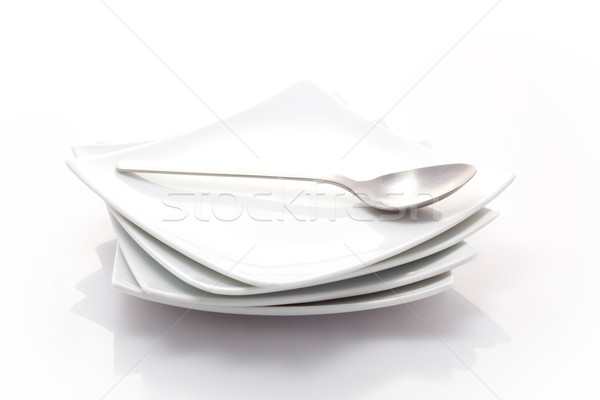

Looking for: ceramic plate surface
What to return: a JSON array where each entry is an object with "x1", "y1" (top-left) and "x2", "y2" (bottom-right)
[
  {"x1": 110, "y1": 206, "x2": 495, "y2": 294},
  {"x1": 112, "y1": 246, "x2": 454, "y2": 316},
  {"x1": 76, "y1": 135, "x2": 495, "y2": 295},
  {"x1": 71, "y1": 141, "x2": 151, "y2": 158},
  {"x1": 77, "y1": 134, "x2": 478, "y2": 296},
  {"x1": 111, "y1": 211, "x2": 474, "y2": 306},
  {"x1": 69, "y1": 82, "x2": 514, "y2": 288}
]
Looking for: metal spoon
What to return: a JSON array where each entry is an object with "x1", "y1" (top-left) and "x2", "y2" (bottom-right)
[{"x1": 116, "y1": 160, "x2": 476, "y2": 211}]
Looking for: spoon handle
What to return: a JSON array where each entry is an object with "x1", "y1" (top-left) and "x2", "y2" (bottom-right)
[{"x1": 116, "y1": 160, "x2": 352, "y2": 189}]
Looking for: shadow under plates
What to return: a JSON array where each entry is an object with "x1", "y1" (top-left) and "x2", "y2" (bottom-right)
[{"x1": 71, "y1": 240, "x2": 510, "y2": 400}]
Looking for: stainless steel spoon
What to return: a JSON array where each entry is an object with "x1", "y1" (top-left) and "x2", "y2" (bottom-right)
[{"x1": 116, "y1": 160, "x2": 476, "y2": 211}]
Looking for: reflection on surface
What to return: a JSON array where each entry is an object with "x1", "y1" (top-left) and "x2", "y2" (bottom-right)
[{"x1": 72, "y1": 240, "x2": 509, "y2": 400}]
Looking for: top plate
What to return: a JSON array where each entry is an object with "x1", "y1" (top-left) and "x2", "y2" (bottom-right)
[{"x1": 67, "y1": 82, "x2": 514, "y2": 288}]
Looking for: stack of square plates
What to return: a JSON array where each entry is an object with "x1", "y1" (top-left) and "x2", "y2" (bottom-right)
[{"x1": 67, "y1": 82, "x2": 514, "y2": 316}]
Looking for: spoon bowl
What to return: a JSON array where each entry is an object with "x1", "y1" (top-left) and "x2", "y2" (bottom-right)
[{"x1": 349, "y1": 163, "x2": 477, "y2": 211}]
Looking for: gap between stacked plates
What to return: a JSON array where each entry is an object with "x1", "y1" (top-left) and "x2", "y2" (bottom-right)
[
  {"x1": 110, "y1": 210, "x2": 475, "y2": 307},
  {"x1": 112, "y1": 246, "x2": 454, "y2": 316}
]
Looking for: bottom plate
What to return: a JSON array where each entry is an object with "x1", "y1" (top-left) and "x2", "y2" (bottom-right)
[{"x1": 112, "y1": 246, "x2": 453, "y2": 316}]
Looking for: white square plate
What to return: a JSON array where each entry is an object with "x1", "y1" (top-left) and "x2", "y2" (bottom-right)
[
  {"x1": 74, "y1": 133, "x2": 497, "y2": 295},
  {"x1": 68, "y1": 82, "x2": 514, "y2": 288}
]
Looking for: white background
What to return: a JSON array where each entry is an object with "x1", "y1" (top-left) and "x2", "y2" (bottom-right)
[{"x1": 1, "y1": 1, "x2": 599, "y2": 399}]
